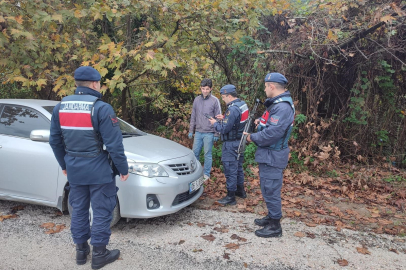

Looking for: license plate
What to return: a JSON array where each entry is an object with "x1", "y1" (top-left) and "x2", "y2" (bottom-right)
[{"x1": 189, "y1": 175, "x2": 204, "y2": 194}]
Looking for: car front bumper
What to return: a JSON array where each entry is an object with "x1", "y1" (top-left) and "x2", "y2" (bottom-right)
[{"x1": 116, "y1": 159, "x2": 204, "y2": 219}]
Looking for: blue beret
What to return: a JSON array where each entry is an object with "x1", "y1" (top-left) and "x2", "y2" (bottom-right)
[
  {"x1": 74, "y1": 66, "x2": 101, "y2": 81},
  {"x1": 220, "y1": 84, "x2": 237, "y2": 95},
  {"x1": 264, "y1": 73, "x2": 288, "y2": 85}
]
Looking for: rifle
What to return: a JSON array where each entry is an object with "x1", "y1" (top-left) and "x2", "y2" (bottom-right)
[{"x1": 236, "y1": 98, "x2": 261, "y2": 160}]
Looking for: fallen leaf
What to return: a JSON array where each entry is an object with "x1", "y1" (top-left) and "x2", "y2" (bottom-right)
[
  {"x1": 45, "y1": 224, "x2": 66, "y2": 234},
  {"x1": 201, "y1": 234, "x2": 216, "y2": 242},
  {"x1": 294, "y1": 232, "x2": 305, "y2": 237},
  {"x1": 223, "y1": 252, "x2": 230, "y2": 259},
  {"x1": 305, "y1": 223, "x2": 317, "y2": 227},
  {"x1": 378, "y1": 219, "x2": 393, "y2": 225},
  {"x1": 244, "y1": 262, "x2": 248, "y2": 268},
  {"x1": 389, "y1": 248, "x2": 399, "y2": 254},
  {"x1": 230, "y1": 234, "x2": 247, "y2": 242},
  {"x1": 214, "y1": 227, "x2": 229, "y2": 233},
  {"x1": 294, "y1": 211, "x2": 301, "y2": 217},
  {"x1": 306, "y1": 232, "x2": 316, "y2": 239},
  {"x1": 356, "y1": 247, "x2": 371, "y2": 255},
  {"x1": 237, "y1": 203, "x2": 246, "y2": 209},
  {"x1": 337, "y1": 259, "x2": 348, "y2": 266},
  {"x1": 380, "y1": 15, "x2": 396, "y2": 22},
  {"x1": 11, "y1": 205, "x2": 25, "y2": 212},
  {"x1": 224, "y1": 243, "x2": 239, "y2": 250},
  {"x1": 197, "y1": 222, "x2": 207, "y2": 227},
  {"x1": 40, "y1": 222, "x2": 55, "y2": 229},
  {"x1": 192, "y1": 249, "x2": 203, "y2": 252},
  {"x1": 178, "y1": 240, "x2": 185, "y2": 245},
  {"x1": 0, "y1": 214, "x2": 18, "y2": 222}
]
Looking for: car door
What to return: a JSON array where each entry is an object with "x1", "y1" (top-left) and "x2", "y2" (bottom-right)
[{"x1": 0, "y1": 104, "x2": 59, "y2": 203}]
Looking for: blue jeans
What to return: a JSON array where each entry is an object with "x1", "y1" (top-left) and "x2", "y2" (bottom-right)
[{"x1": 192, "y1": 132, "x2": 214, "y2": 177}]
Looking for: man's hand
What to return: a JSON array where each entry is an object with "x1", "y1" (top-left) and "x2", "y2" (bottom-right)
[
  {"x1": 188, "y1": 132, "x2": 193, "y2": 139},
  {"x1": 62, "y1": 169, "x2": 67, "y2": 176},
  {"x1": 243, "y1": 132, "x2": 251, "y2": 142},
  {"x1": 120, "y1": 174, "x2": 129, "y2": 182},
  {"x1": 208, "y1": 117, "x2": 217, "y2": 125},
  {"x1": 254, "y1": 119, "x2": 260, "y2": 127},
  {"x1": 215, "y1": 114, "x2": 224, "y2": 120}
]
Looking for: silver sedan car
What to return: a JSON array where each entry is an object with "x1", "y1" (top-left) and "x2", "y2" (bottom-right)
[{"x1": 0, "y1": 99, "x2": 204, "y2": 226}]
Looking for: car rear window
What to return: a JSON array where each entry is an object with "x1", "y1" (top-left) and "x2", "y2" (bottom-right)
[
  {"x1": 42, "y1": 106, "x2": 55, "y2": 114},
  {"x1": 0, "y1": 105, "x2": 50, "y2": 138}
]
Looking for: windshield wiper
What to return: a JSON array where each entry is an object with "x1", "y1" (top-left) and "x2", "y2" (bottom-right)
[{"x1": 121, "y1": 132, "x2": 141, "y2": 137}]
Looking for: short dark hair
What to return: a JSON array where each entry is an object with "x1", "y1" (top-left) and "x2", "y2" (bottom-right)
[
  {"x1": 224, "y1": 92, "x2": 238, "y2": 98},
  {"x1": 75, "y1": 80, "x2": 93, "y2": 87},
  {"x1": 267, "y1": 82, "x2": 286, "y2": 90},
  {"x1": 200, "y1": 78, "x2": 212, "y2": 88}
]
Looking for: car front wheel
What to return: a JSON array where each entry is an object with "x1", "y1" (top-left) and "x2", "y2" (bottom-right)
[{"x1": 67, "y1": 192, "x2": 121, "y2": 228}]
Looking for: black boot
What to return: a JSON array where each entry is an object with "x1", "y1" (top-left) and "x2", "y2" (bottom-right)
[
  {"x1": 91, "y1": 246, "x2": 120, "y2": 269},
  {"x1": 235, "y1": 185, "x2": 247, "y2": 198},
  {"x1": 217, "y1": 190, "x2": 236, "y2": 206},
  {"x1": 255, "y1": 218, "x2": 282, "y2": 238},
  {"x1": 254, "y1": 215, "x2": 272, "y2": 226},
  {"x1": 76, "y1": 241, "x2": 90, "y2": 265}
]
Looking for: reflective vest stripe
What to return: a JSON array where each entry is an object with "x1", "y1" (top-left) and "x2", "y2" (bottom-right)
[
  {"x1": 240, "y1": 108, "x2": 249, "y2": 123},
  {"x1": 59, "y1": 112, "x2": 93, "y2": 129},
  {"x1": 61, "y1": 126, "x2": 94, "y2": 130}
]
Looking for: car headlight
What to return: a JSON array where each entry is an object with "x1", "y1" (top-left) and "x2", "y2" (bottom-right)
[{"x1": 128, "y1": 159, "x2": 169, "y2": 177}]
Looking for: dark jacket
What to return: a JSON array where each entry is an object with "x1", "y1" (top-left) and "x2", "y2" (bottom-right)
[
  {"x1": 250, "y1": 91, "x2": 295, "y2": 168},
  {"x1": 49, "y1": 87, "x2": 128, "y2": 185},
  {"x1": 214, "y1": 98, "x2": 247, "y2": 161}
]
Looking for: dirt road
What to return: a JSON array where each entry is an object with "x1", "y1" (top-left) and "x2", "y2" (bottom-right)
[{"x1": 0, "y1": 200, "x2": 405, "y2": 270}]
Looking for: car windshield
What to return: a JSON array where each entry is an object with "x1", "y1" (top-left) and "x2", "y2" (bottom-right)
[
  {"x1": 42, "y1": 105, "x2": 146, "y2": 136},
  {"x1": 119, "y1": 119, "x2": 146, "y2": 136}
]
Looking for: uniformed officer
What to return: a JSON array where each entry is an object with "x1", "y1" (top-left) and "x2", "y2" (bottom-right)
[
  {"x1": 49, "y1": 66, "x2": 129, "y2": 269},
  {"x1": 245, "y1": 73, "x2": 295, "y2": 238},
  {"x1": 208, "y1": 84, "x2": 249, "y2": 205}
]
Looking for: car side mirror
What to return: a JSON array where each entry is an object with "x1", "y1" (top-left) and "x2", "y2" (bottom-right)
[{"x1": 30, "y1": 129, "x2": 50, "y2": 142}]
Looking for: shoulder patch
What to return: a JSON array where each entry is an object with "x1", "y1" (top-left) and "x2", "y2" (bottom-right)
[
  {"x1": 110, "y1": 115, "x2": 119, "y2": 127},
  {"x1": 270, "y1": 115, "x2": 280, "y2": 125}
]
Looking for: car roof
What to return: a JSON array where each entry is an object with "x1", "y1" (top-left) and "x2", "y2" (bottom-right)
[
  {"x1": 0, "y1": 99, "x2": 59, "y2": 107},
  {"x1": 0, "y1": 99, "x2": 59, "y2": 118}
]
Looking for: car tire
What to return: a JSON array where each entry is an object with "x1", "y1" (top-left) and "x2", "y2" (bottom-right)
[{"x1": 67, "y1": 192, "x2": 121, "y2": 228}]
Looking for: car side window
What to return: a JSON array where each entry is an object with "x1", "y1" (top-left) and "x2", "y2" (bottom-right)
[{"x1": 0, "y1": 105, "x2": 50, "y2": 138}]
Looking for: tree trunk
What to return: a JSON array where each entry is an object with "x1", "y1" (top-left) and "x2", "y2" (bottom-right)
[{"x1": 121, "y1": 87, "x2": 129, "y2": 121}]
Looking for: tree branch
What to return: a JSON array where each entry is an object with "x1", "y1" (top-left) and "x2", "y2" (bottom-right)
[{"x1": 256, "y1": 49, "x2": 308, "y2": 59}]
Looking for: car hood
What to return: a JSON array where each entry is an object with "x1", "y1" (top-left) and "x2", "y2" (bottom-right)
[{"x1": 123, "y1": 134, "x2": 191, "y2": 163}]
